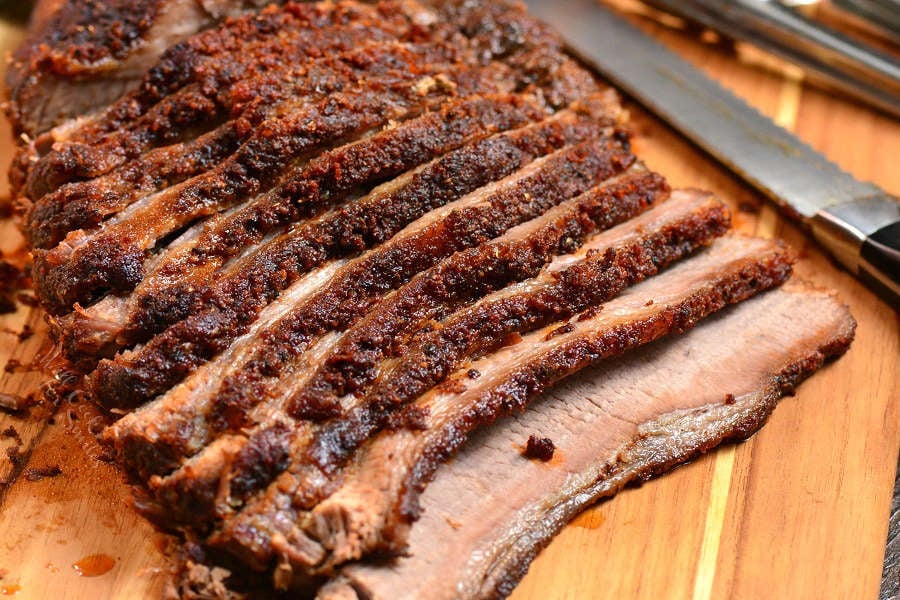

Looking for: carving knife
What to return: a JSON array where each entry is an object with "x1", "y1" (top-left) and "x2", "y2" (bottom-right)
[{"x1": 523, "y1": 0, "x2": 900, "y2": 307}]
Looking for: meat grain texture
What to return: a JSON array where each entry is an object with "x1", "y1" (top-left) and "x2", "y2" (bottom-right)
[{"x1": 4, "y1": 0, "x2": 855, "y2": 597}]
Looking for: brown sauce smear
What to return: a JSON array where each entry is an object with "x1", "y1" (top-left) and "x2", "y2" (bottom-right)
[{"x1": 72, "y1": 554, "x2": 115, "y2": 577}]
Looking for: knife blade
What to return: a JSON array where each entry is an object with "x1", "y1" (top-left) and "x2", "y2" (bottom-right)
[{"x1": 523, "y1": 0, "x2": 899, "y2": 307}]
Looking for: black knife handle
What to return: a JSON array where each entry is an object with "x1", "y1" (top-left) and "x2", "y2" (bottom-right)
[
  {"x1": 812, "y1": 194, "x2": 900, "y2": 310},
  {"x1": 860, "y1": 221, "x2": 900, "y2": 309}
]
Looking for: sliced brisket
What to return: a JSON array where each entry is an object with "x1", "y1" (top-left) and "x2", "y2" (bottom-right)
[
  {"x1": 293, "y1": 235, "x2": 792, "y2": 571},
  {"x1": 103, "y1": 95, "x2": 625, "y2": 475},
  {"x1": 32, "y1": 45, "x2": 518, "y2": 313},
  {"x1": 92, "y1": 134, "x2": 632, "y2": 410},
  {"x1": 3, "y1": 2, "x2": 858, "y2": 596},
  {"x1": 322, "y1": 286, "x2": 855, "y2": 599},
  {"x1": 59, "y1": 92, "x2": 600, "y2": 365},
  {"x1": 130, "y1": 166, "x2": 678, "y2": 527}
]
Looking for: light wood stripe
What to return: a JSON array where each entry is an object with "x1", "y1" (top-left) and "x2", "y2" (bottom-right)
[{"x1": 691, "y1": 445, "x2": 736, "y2": 600}]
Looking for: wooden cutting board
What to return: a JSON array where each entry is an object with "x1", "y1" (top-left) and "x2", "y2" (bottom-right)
[{"x1": 0, "y1": 6, "x2": 897, "y2": 599}]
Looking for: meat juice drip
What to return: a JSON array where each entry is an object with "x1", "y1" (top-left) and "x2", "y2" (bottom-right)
[
  {"x1": 31, "y1": 339, "x2": 66, "y2": 378},
  {"x1": 0, "y1": 583, "x2": 20, "y2": 596},
  {"x1": 1, "y1": 335, "x2": 69, "y2": 411},
  {"x1": 72, "y1": 554, "x2": 115, "y2": 577},
  {"x1": 572, "y1": 508, "x2": 605, "y2": 530}
]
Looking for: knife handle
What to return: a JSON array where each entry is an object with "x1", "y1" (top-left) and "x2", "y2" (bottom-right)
[
  {"x1": 812, "y1": 195, "x2": 900, "y2": 309},
  {"x1": 860, "y1": 222, "x2": 900, "y2": 309}
]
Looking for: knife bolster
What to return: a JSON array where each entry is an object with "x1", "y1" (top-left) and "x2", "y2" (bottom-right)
[{"x1": 812, "y1": 194, "x2": 900, "y2": 306}]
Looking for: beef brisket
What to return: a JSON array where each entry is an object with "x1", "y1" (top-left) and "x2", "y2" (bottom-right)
[
  {"x1": 103, "y1": 135, "x2": 640, "y2": 493},
  {"x1": 321, "y1": 286, "x2": 855, "y2": 599},
  {"x1": 92, "y1": 133, "x2": 632, "y2": 410},
  {"x1": 103, "y1": 95, "x2": 627, "y2": 476},
  {"x1": 4, "y1": 1, "x2": 857, "y2": 596}
]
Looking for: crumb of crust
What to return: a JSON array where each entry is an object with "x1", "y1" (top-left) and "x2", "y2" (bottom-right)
[
  {"x1": 466, "y1": 368, "x2": 481, "y2": 379},
  {"x1": 23, "y1": 465, "x2": 62, "y2": 481},
  {"x1": 5, "y1": 446, "x2": 23, "y2": 465},
  {"x1": 1, "y1": 426, "x2": 22, "y2": 445},
  {"x1": 724, "y1": 393, "x2": 736, "y2": 405},
  {"x1": 17, "y1": 324, "x2": 33, "y2": 341},
  {"x1": 15, "y1": 292, "x2": 39, "y2": 307},
  {"x1": 0, "y1": 392, "x2": 32, "y2": 412},
  {"x1": 523, "y1": 434, "x2": 555, "y2": 462},
  {"x1": 445, "y1": 516, "x2": 462, "y2": 530}
]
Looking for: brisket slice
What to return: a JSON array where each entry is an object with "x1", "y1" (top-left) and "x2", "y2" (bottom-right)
[
  {"x1": 58, "y1": 91, "x2": 597, "y2": 365},
  {"x1": 25, "y1": 1, "x2": 435, "y2": 247},
  {"x1": 102, "y1": 96, "x2": 624, "y2": 474},
  {"x1": 136, "y1": 167, "x2": 676, "y2": 528},
  {"x1": 285, "y1": 235, "x2": 793, "y2": 572},
  {"x1": 92, "y1": 135, "x2": 632, "y2": 411},
  {"x1": 31, "y1": 49, "x2": 518, "y2": 313},
  {"x1": 321, "y1": 286, "x2": 855, "y2": 600}
]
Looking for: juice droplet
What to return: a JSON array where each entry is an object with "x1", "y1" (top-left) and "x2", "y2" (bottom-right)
[
  {"x1": 72, "y1": 554, "x2": 115, "y2": 577},
  {"x1": 572, "y1": 509, "x2": 605, "y2": 530},
  {"x1": 0, "y1": 584, "x2": 20, "y2": 596}
]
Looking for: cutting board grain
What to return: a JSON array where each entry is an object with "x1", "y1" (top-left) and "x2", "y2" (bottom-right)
[{"x1": 0, "y1": 6, "x2": 897, "y2": 599}]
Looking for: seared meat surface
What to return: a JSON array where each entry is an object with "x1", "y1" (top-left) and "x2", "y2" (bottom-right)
[{"x1": 5, "y1": 1, "x2": 855, "y2": 597}]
